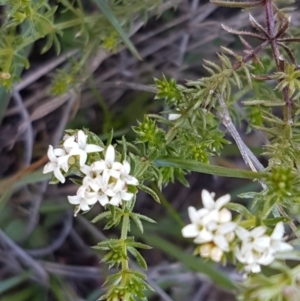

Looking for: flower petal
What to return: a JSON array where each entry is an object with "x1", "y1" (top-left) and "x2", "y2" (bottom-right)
[
  {"x1": 121, "y1": 191, "x2": 133, "y2": 201},
  {"x1": 235, "y1": 226, "x2": 249, "y2": 240},
  {"x1": 54, "y1": 168, "x2": 65, "y2": 183},
  {"x1": 105, "y1": 145, "x2": 115, "y2": 164},
  {"x1": 53, "y1": 147, "x2": 66, "y2": 157},
  {"x1": 215, "y1": 194, "x2": 231, "y2": 209},
  {"x1": 273, "y1": 241, "x2": 293, "y2": 252},
  {"x1": 202, "y1": 189, "x2": 215, "y2": 210},
  {"x1": 47, "y1": 145, "x2": 57, "y2": 162},
  {"x1": 271, "y1": 222, "x2": 284, "y2": 240},
  {"x1": 85, "y1": 144, "x2": 103, "y2": 153},
  {"x1": 109, "y1": 194, "x2": 121, "y2": 206},
  {"x1": 126, "y1": 176, "x2": 138, "y2": 186},
  {"x1": 98, "y1": 194, "x2": 109, "y2": 206},
  {"x1": 122, "y1": 161, "x2": 131, "y2": 174},
  {"x1": 92, "y1": 160, "x2": 107, "y2": 171},
  {"x1": 63, "y1": 136, "x2": 77, "y2": 152},
  {"x1": 194, "y1": 229, "x2": 213, "y2": 243},
  {"x1": 251, "y1": 226, "x2": 266, "y2": 238},
  {"x1": 213, "y1": 234, "x2": 229, "y2": 251},
  {"x1": 182, "y1": 224, "x2": 199, "y2": 238},
  {"x1": 187, "y1": 207, "x2": 197, "y2": 223},
  {"x1": 80, "y1": 199, "x2": 90, "y2": 211},
  {"x1": 218, "y1": 208, "x2": 232, "y2": 223},
  {"x1": 218, "y1": 222, "x2": 237, "y2": 234},
  {"x1": 68, "y1": 195, "x2": 81, "y2": 205},
  {"x1": 57, "y1": 155, "x2": 70, "y2": 172},
  {"x1": 77, "y1": 130, "x2": 87, "y2": 149},
  {"x1": 43, "y1": 162, "x2": 56, "y2": 174}
]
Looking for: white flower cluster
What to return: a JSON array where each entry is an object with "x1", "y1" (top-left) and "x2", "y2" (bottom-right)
[
  {"x1": 234, "y1": 222, "x2": 293, "y2": 273},
  {"x1": 43, "y1": 130, "x2": 103, "y2": 183},
  {"x1": 182, "y1": 190, "x2": 236, "y2": 262},
  {"x1": 182, "y1": 190, "x2": 293, "y2": 273},
  {"x1": 43, "y1": 131, "x2": 139, "y2": 215}
]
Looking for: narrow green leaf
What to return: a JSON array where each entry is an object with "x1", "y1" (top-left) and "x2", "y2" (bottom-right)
[
  {"x1": 138, "y1": 184, "x2": 161, "y2": 203},
  {"x1": 130, "y1": 213, "x2": 144, "y2": 233},
  {"x1": 0, "y1": 271, "x2": 31, "y2": 294},
  {"x1": 91, "y1": 211, "x2": 111, "y2": 223},
  {"x1": 91, "y1": 0, "x2": 141, "y2": 59},
  {"x1": 144, "y1": 235, "x2": 237, "y2": 290},
  {"x1": 226, "y1": 203, "x2": 253, "y2": 219},
  {"x1": 134, "y1": 213, "x2": 156, "y2": 224},
  {"x1": 154, "y1": 157, "x2": 265, "y2": 179},
  {"x1": 128, "y1": 246, "x2": 147, "y2": 269}
]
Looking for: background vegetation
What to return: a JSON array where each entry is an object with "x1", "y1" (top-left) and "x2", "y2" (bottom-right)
[{"x1": 1, "y1": 0, "x2": 299, "y2": 300}]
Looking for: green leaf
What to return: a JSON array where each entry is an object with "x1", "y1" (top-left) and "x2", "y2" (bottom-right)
[
  {"x1": 130, "y1": 213, "x2": 144, "y2": 233},
  {"x1": 91, "y1": 0, "x2": 140, "y2": 59},
  {"x1": 144, "y1": 235, "x2": 237, "y2": 290},
  {"x1": 138, "y1": 184, "x2": 161, "y2": 203},
  {"x1": 226, "y1": 203, "x2": 253, "y2": 218},
  {"x1": 127, "y1": 247, "x2": 147, "y2": 269},
  {"x1": 91, "y1": 211, "x2": 111, "y2": 223},
  {"x1": 134, "y1": 213, "x2": 156, "y2": 224},
  {"x1": 263, "y1": 217, "x2": 290, "y2": 226},
  {"x1": 0, "y1": 271, "x2": 31, "y2": 294},
  {"x1": 154, "y1": 157, "x2": 265, "y2": 179}
]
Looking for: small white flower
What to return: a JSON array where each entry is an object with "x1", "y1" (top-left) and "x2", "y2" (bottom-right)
[
  {"x1": 200, "y1": 189, "x2": 232, "y2": 224},
  {"x1": 92, "y1": 145, "x2": 124, "y2": 178},
  {"x1": 64, "y1": 130, "x2": 103, "y2": 166},
  {"x1": 194, "y1": 220, "x2": 236, "y2": 251},
  {"x1": 236, "y1": 226, "x2": 271, "y2": 255},
  {"x1": 68, "y1": 185, "x2": 98, "y2": 216},
  {"x1": 120, "y1": 161, "x2": 139, "y2": 186},
  {"x1": 270, "y1": 222, "x2": 293, "y2": 253},
  {"x1": 43, "y1": 145, "x2": 68, "y2": 183}
]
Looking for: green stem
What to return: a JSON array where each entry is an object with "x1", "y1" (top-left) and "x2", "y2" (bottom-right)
[{"x1": 121, "y1": 213, "x2": 130, "y2": 274}]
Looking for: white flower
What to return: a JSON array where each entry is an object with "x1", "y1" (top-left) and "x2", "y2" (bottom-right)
[
  {"x1": 68, "y1": 185, "x2": 98, "y2": 216},
  {"x1": 234, "y1": 223, "x2": 293, "y2": 273},
  {"x1": 64, "y1": 130, "x2": 103, "y2": 166},
  {"x1": 120, "y1": 161, "x2": 139, "y2": 186},
  {"x1": 236, "y1": 226, "x2": 271, "y2": 254},
  {"x1": 92, "y1": 145, "x2": 124, "y2": 179},
  {"x1": 200, "y1": 189, "x2": 232, "y2": 224},
  {"x1": 270, "y1": 222, "x2": 293, "y2": 253},
  {"x1": 194, "y1": 220, "x2": 236, "y2": 251},
  {"x1": 182, "y1": 190, "x2": 236, "y2": 262},
  {"x1": 43, "y1": 145, "x2": 68, "y2": 183}
]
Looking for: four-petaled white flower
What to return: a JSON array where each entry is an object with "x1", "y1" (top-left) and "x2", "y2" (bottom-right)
[
  {"x1": 199, "y1": 189, "x2": 232, "y2": 224},
  {"x1": 68, "y1": 185, "x2": 98, "y2": 216},
  {"x1": 64, "y1": 130, "x2": 103, "y2": 166},
  {"x1": 269, "y1": 222, "x2": 293, "y2": 253},
  {"x1": 43, "y1": 145, "x2": 68, "y2": 183}
]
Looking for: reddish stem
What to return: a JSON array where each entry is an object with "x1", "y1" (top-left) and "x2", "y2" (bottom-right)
[{"x1": 264, "y1": 0, "x2": 292, "y2": 124}]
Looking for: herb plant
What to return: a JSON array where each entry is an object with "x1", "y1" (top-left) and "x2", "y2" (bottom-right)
[{"x1": 2, "y1": 0, "x2": 300, "y2": 300}]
